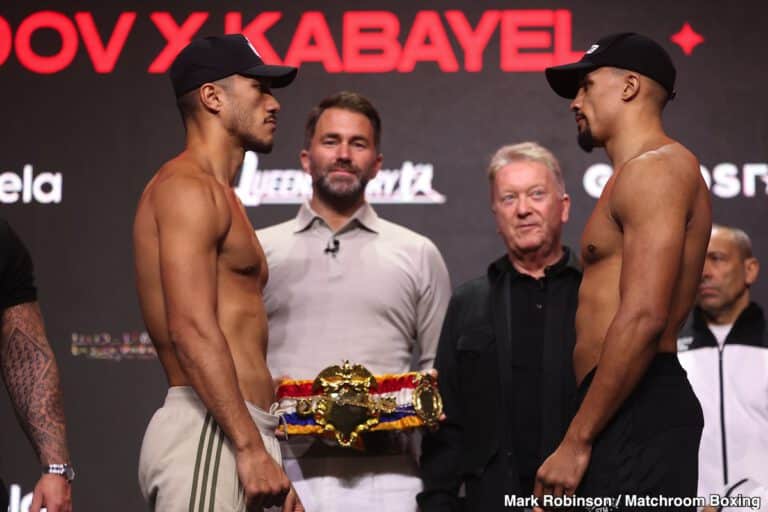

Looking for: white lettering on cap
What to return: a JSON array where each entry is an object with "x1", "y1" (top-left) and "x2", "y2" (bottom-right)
[
  {"x1": 586, "y1": 44, "x2": 599, "y2": 54},
  {"x1": 243, "y1": 36, "x2": 262, "y2": 59}
]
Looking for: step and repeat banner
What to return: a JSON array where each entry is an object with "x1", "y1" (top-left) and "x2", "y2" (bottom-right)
[{"x1": 1, "y1": 1, "x2": 766, "y2": 509}]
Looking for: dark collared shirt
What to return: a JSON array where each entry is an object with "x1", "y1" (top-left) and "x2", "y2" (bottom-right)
[
  {"x1": 418, "y1": 248, "x2": 581, "y2": 511},
  {"x1": 506, "y1": 250, "x2": 576, "y2": 495}
]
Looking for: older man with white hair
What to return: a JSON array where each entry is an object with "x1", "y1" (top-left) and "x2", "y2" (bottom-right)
[{"x1": 419, "y1": 142, "x2": 581, "y2": 511}]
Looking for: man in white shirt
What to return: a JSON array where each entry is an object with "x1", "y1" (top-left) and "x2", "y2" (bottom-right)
[{"x1": 258, "y1": 91, "x2": 451, "y2": 511}]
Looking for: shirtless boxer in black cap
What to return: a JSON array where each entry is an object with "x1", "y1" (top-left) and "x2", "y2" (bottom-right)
[
  {"x1": 534, "y1": 33, "x2": 712, "y2": 511},
  {"x1": 134, "y1": 34, "x2": 302, "y2": 512}
]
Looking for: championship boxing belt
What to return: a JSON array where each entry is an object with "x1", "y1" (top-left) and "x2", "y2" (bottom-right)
[{"x1": 276, "y1": 361, "x2": 443, "y2": 448}]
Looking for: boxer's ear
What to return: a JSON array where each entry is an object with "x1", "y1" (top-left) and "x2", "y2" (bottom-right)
[
  {"x1": 199, "y1": 82, "x2": 225, "y2": 113},
  {"x1": 621, "y1": 72, "x2": 640, "y2": 102}
]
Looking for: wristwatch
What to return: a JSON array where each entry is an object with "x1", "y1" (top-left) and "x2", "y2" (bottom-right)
[{"x1": 42, "y1": 463, "x2": 75, "y2": 482}]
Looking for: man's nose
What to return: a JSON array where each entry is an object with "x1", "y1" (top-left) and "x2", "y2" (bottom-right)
[
  {"x1": 515, "y1": 195, "x2": 531, "y2": 216},
  {"x1": 266, "y1": 94, "x2": 280, "y2": 114},
  {"x1": 336, "y1": 142, "x2": 351, "y2": 161},
  {"x1": 570, "y1": 90, "x2": 584, "y2": 112}
]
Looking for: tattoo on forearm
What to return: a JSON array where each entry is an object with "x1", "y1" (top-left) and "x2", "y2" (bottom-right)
[{"x1": 1, "y1": 303, "x2": 70, "y2": 464}]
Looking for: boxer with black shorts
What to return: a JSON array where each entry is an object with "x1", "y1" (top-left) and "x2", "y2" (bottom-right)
[{"x1": 534, "y1": 33, "x2": 712, "y2": 511}]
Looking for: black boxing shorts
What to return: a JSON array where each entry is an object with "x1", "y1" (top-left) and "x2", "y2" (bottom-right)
[{"x1": 576, "y1": 353, "x2": 703, "y2": 511}]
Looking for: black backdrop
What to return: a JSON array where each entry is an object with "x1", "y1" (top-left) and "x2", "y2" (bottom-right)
[{"x1": 1, "y1": 1, "x2": 767, "y2": 509}]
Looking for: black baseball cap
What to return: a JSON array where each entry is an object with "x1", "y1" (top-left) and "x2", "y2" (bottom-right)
[
  {"x1": 545, "y1": 32, "x2": 676, "y2": 99},
  {"x1": 170, "y1": 34, "x2": 297, "y2": 97}
]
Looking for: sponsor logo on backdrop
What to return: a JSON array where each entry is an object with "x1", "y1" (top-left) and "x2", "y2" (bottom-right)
[
  {"x1": 70, "y1": 331, "x2": 155, "y2": 360},
  {"x1": 0, "y1": 164, "x2": 62, "y2": 204},
  {"x1": 6, "y1": 484, "x2": 32, "y2": 512},
  {"x1": 582, "y1": 162, "x2": 768, "y2": 199},
  {"x1": 235, "y1": 151, "x2": 446, "y2": 206}
]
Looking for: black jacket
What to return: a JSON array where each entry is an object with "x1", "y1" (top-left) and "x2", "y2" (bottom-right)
[{"x1": 419, "y1": 250, "x2": 581, "y2": 511}]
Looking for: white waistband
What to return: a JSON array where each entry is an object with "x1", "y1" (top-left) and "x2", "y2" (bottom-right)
[{"x1": 164, "y1": 386, "x2": 279, "y2": 432}]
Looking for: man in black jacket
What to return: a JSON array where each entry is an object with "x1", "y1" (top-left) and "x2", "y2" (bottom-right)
[{"x1": 418, "y1": 142, "x2": 581, "y2": 511}]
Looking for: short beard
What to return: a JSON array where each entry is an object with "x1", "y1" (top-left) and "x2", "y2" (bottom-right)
[
  {"x1": 231, "y1": 98, "x2": 273, "y2": 154},
  {"x1": 577, "y1": 126, "x2": 596, "y2": 153},
  {"x1": 313, "y1": 163, "x2": 370, "y2": 210},
  {"x1": 244, "y1": 138, "x2": 273, "y2": 154}
]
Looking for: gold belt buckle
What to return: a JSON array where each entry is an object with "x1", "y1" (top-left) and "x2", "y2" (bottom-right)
[{"x1": 292, "y1": 361, "x2": 443, "y2": 447}]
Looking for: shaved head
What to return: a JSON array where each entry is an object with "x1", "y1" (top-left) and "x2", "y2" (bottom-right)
[{"x1": 712, "y1": 224, "x2": 753, "y2": 260}]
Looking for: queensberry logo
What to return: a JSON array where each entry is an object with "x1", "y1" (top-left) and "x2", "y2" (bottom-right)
[{"x1": 235, "y1": 151, "x2": 446, "y2": 206}]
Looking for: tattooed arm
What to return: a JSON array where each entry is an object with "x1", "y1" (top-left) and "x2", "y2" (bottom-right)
[{"x1": 1, "y1": 301, "x2": 72, "y2": 512}]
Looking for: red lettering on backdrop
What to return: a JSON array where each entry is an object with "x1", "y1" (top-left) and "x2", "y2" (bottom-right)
[
  {"x1": 445, "y1": 10, "x2": 499, "y2": 72},
  {"x1": 398, "y1": 11, "x2": 459, "y2": 72},
  {"x1": 0, "y1": 9, "x2": 582, "y2": 75},
  {"x1": 500, "y1": 10, "x2": 556, "y2": 71},
  {"x1": 343, "y1": 11, "x2": 401, "y2": 73},
  {"x1": 0, "y1": 17, "x2": 11, "y2": 66},
  {"x1": 15, "y1": 11, "x2": 78, "y2": 74},
  {"x1": 552, "y1": 10, "x2": 582, "y2": 64},
  {"x1": 74, "y1": 12, "x2": 136, "y2": 73},
  {"x1": 148, "y1": 12, "x2": 208, "y2": 73},
  {"x1": 283, "y1": 12, "x2": 342, "y2": 71},
  {"x1": 224, "y1": 12, "x2": 282, "y2": 64}
]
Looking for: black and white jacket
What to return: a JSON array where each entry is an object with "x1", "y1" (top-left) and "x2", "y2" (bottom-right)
[{"x1": 677, "y1": 303, "x2": 768, "y2": 498}]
